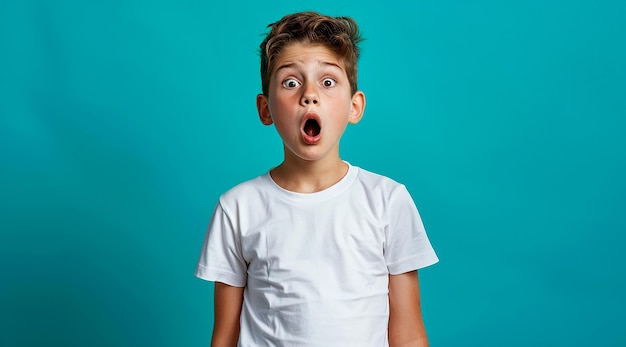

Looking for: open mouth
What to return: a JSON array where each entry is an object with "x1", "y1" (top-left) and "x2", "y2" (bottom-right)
[{"x1": 303, "y1": 118, "x2": 321, "y2": 137}]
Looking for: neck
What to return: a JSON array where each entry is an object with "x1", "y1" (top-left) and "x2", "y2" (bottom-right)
[{"x1": 270, "y1": 151, "x2": 348, "y2": 193}]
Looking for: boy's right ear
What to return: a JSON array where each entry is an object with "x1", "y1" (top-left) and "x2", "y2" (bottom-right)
[{"x1": 257, "y1": 94, "x2": 273, "y2": 125}]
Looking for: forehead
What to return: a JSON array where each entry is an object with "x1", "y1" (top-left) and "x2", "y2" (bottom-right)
[{"x1": 272, "y1": 42, "x2": 345, "y2": 73}]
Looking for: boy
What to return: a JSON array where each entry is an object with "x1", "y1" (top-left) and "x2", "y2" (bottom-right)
[{"x1": 196, "y1": 11, "x2": 438, "y2": 347}]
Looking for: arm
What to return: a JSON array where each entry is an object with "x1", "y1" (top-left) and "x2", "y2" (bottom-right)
[
  {"x1": 388, "y1": 270, "x2": 429, "y2": 347},
  {"x1": 211, "y1": 282, "x2": 244, "y2": 347}
]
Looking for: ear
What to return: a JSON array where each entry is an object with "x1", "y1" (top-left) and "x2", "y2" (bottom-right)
[
  {"x1": 348, "y1": 91, "x2": 366, "y2": 124},
  {"x1": 257, "y1": 94, "x2": 273, "y2": 125}
]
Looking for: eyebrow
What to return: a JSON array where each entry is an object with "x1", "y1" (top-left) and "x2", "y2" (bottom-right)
[{"x1": 275, "y1": 61, "x2": 344, "y2": 73}]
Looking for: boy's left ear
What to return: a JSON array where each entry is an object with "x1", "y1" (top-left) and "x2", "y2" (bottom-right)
[{"x1": 348, "y1": 91, "x2": 366, "y2": 124}]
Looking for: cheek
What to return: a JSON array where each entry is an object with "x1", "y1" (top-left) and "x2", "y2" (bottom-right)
[
  {"x1": 271, "y1": 105, "x2": 292, "y2": 122},
  {"x1": 269, "y1": 93, "x2": 297, "y2": 110}
]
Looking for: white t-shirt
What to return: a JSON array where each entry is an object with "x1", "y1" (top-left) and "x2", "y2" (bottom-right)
[{"x1": 196, "y1": 163, "x2": 438, "y2": 347}]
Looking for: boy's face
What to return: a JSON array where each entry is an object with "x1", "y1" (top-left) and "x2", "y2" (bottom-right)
[{"x1": 257, "y1": 43, "x2": 365, "y2": 163}]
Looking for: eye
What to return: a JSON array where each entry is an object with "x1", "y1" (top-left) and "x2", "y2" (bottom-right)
[
  {"x1": 322, "y1": 78, "x2": 336, "y2": 87},
  {"x1": 282, "y1": 78, "x2": 301, "y2": 89}
]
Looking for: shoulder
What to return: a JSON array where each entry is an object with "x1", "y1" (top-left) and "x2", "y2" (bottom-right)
[
  {"x1": 354, "y1": 166, "x2": 409, "y2": 198},
  {"x1": 218, "y1": 174, "x2": 272, "y2": 209}
]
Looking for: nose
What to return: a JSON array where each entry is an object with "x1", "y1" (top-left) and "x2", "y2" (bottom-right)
[{"x1": 300, "y1": 82, "x2": 319, "y2": 106}]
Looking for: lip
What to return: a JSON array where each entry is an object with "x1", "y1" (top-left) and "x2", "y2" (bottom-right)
[{"x1": 301, "y1": 112, "x2": 322, "y2": 144}]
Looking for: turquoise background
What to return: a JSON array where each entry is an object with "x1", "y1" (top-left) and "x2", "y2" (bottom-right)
[{"x1": 1, "y1": 0, "x2": 624, "y2": 346}]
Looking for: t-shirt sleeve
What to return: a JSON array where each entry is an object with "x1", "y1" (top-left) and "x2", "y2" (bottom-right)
[
  {"x1": 195, "y1": 200, "x2": 247, "y2": 287},
  {"x1": 384, "y1": 185, "x2": 439, "y2": 275}
]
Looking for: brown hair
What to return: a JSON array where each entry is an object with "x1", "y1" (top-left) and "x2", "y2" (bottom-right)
[{"x1": 259, "y1": 11, "x2": 363, "y2": 96}]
